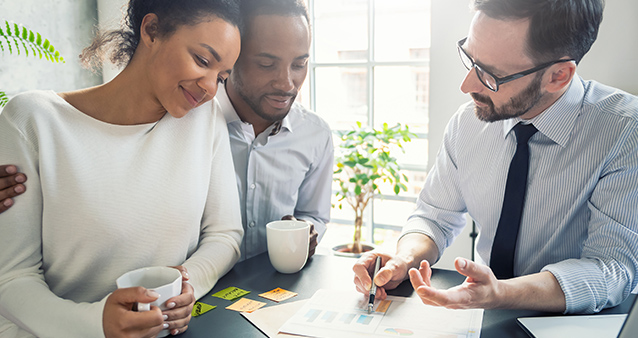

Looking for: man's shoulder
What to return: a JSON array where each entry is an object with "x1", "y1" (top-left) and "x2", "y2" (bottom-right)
[
  {"x1": 288, "y1": 102, "x2": 332, "y2": 134},
  {"x1": 582, "y1": 80, "x2": 638, "y2": 120}
]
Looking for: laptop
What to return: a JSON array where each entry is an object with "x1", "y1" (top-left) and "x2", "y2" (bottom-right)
[
  {"x1": 618, "y1": 295, "x2": 638, "y2": 338},
  {"x1": 517, "y1": 295, "x2": 637, "y2": 338}
]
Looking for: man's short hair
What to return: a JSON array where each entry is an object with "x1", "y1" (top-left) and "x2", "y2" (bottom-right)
[
  {"x1": 240, "y1": 0, "x2": 310, "y2": 40},
  {"x1": 471, "y1": 0, "x2": 604, "y2": 64}
]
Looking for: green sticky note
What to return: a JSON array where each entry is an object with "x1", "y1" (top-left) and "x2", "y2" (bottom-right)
[
  {"x1": 211, "y1": 287, "x2": 251, "y2": 301},
  {"x1": 191, "y1": 302, "x2": 216, "y2": 317}
]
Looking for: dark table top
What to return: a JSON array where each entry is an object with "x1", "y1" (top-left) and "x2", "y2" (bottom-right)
[{"x1": 182, "y1": 253, "x2": 636, "y2": 338}]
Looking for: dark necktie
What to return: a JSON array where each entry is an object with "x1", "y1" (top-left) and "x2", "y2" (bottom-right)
[{"x1": 490, "y1": 123, "x2": 538, "y2": 279}]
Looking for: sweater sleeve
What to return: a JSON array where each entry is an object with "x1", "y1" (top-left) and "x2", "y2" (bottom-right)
[
  {"x1": 181, "y1": 100, "x2": 244, "y2": 299},
  {"x1": 0, "y1": 97, "x2": 106, "y2": 338}
]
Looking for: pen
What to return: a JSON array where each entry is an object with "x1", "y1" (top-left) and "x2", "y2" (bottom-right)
[{"x1": 367, "y1": 256, "x2": 382, "y2": 314}]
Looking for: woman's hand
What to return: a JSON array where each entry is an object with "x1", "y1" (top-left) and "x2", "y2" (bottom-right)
[
  {"x1": 163, "y1": 266, "x2": 195, "y2": 335},
  {"x1": 103, "y1": 287, "x2": 165, "y2": 338}
]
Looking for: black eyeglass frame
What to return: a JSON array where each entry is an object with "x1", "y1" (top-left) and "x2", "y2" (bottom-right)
[{"x1": 457, "y1": 37, "x2": 575, "y2": 92}]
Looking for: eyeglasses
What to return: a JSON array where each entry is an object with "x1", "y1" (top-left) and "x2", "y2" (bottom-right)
[{"x1": 457, "y1": 37, "x2": 574, "y2": 92}]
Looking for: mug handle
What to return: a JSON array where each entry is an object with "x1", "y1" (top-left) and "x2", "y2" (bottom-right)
[{"x1": 136, "y1": 302, "x2": 151, "y2": 312}]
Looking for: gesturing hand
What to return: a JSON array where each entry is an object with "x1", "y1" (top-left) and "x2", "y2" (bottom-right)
[{"x1": 409, "y1": 257, "x2": 502, "y2": 309}]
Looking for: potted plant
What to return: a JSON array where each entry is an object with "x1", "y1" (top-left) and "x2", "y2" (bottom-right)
[
  {"x1": 1, "y1": 20, "x2": 64, "y2": 107},
  {"x1": 333, "y1": 122, "x2": 414, "y2": 256}
]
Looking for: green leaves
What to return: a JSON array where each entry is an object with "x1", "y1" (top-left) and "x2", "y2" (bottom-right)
[
  {"x1": 0, "y1": 20, "x2": 64, "y2": 62},
  {"x1": 333, "y1": 122, "x2": 416, "y2": 211},
  {"x1": 1, "y1": 20, "x2": 65, "y2": 108},
  {"x1": 0, "y1": 92, "x2": 8, "y2": 107}
]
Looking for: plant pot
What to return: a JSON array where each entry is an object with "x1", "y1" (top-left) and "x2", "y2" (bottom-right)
[{"x1": 331, "y1": 243, "x2": 376, "y2": 258}]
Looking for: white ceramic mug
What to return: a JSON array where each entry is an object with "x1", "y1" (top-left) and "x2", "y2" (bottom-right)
[
  {"x1": 267, "y1": 220, "x2": 310, "y2": 274},
  {"x1": 116, "y1": 266, "x2": 182, "y2": 337}
]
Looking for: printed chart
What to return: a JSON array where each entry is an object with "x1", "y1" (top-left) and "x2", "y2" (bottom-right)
[{"x1": 279, "y1": 289, "x2": 483, "y2": 338}]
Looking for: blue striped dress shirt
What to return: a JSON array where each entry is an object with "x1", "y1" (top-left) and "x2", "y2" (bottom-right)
[
  {"x1": 217, "y1": 84, "x2": 334, "y2": 261},
  {"x1": 403, "y1": 75, "x2": 638, "y2": 314}
]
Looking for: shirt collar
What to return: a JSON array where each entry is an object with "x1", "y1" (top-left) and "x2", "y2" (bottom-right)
[
  {"x1": 217, "y1": 82, "x2": 293, "y2": 136},
  {"x1": 502, "y1": 74, "x2": 585, "y2": 147}
]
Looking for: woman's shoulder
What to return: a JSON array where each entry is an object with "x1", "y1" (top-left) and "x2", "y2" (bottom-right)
[{"x1": 2, "y1": 90, "x2": 65, "y2": 120}]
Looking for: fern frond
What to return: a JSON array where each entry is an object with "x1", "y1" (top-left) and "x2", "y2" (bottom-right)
[
  {"x1": 0, "y1": 20, "x2": 64, "y2": 63},
  {"x1": 0, "y1": 91, "x2": 8, "y2": 108}
]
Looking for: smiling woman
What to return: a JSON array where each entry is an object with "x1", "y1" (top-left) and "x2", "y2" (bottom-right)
[{"x1": 0, "y1": 1, "x2": 245, "y2": 337}]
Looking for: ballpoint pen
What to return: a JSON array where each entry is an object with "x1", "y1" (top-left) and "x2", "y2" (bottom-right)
[{"x1": 367, "y1": 255, "x2": 382, "y2": 314}]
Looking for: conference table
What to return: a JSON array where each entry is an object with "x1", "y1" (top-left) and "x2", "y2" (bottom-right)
[{"x1": 183, "y1": 252, "x2": 636, "y2": 337}]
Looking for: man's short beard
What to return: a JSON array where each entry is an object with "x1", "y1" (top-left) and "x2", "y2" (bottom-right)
[
  {"x1": 231, "y1": 70, "x2": 295, "y2": 123},
  {"x1": 472, "y1": 72, "x2": 544, "y2": 123}
]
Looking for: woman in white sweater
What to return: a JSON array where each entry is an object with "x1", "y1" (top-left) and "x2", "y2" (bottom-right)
[{"x1": 0, "y1": 0, "x2": 243, "y2": 337}]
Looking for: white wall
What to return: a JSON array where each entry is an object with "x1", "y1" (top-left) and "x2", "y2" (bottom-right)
[
  {"x1": 578, "y1": 0, "x2": 638, "y2": 95},
  {"x1": 0, "y1": 0, "x2": 101, "y2": 96},
  {"x1": 427, "y1": 0, "x2": 638, "y2": 269}
]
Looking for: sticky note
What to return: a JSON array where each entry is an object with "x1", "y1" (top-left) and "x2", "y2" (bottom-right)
[
  {"x1": 259, "y1": 288, "x2": 298, "y2": 303},
  {"x1": 225, "y1": 298, "x2": 267, "y2": 313},
  {"x1": 211, "y1": 287, "x2": 251, "y2": 301},
  {"x1": 375, "y1": 300, "x2": 392, "y2": 313},
  {"x1": 191, "y1": 302, "x2": 216, "y2": 317}
]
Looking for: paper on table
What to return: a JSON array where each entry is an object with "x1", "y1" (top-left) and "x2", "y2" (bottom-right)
[
  {"x1": 241, "y1": 300, "x2": 308, "y2": 338},
  {"x1": 279, "y1": 289, "x2": 483, "y2": 338}
]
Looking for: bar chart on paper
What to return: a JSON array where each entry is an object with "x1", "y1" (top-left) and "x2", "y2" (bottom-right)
[{"x1": 279, "y1": 289, "x2": 483, "y2": 338}]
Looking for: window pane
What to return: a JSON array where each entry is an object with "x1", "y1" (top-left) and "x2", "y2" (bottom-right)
[
  {"x1": 314, "y1": 66, "x2": 368, "y2": 130},
  {"x1": 372, "y1": 198, "x2": 416, "y2": 228},
  {"x1": 395, "y1": 139, "x2": 429, "y2": 170},
  {"x1": 313, "y1": 0, "x2": 369, "y2": 63},
  {"x1": 373, "y1": 0, "x2": 431, "y2": 62},
  {"x1": 373, "y1": 66, "x2": 429, "y2": 134}
]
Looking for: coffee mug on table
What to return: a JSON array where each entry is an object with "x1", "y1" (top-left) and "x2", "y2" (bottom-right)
[
  {"x1": 116, "y1": 266, "x2": 182, "y2": 337},
  {"x1": 266, "y1": 220, "x2": 310, "y2": 274}
]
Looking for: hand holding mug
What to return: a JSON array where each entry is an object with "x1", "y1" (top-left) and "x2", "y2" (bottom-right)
[
  {"x1": 115, "y1": 266, "x2": 183, "y2": 337},
  {"x1": 103, "y1": 287, "x2": 165, "y2": 338},
  {"x1": 281, "y1": 215, "x2": 318, "y2": 258}
]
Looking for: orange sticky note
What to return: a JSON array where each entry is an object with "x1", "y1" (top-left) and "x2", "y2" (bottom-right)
[
  {"x1": 375, "y1": 299, "x2": 392, "y2": 313},
  {"x1": 258, "y1": 288, "x2": 298, "y2": 303},
  {"x1": 225, "y1": 298, "x2": 267, "y2": 313}
]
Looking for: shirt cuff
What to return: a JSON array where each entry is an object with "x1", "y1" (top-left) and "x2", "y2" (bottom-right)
[{"x1": 542, "y1": 258, "x2": 610, "y2": 314}]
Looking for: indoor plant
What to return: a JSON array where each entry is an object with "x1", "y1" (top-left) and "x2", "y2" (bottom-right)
[
  {"x1": 333, "y1": 122, "x2": 414, "y2": 255},
  {"x1": 0, "y1": 20, "x2": 64, "y2": 107}
]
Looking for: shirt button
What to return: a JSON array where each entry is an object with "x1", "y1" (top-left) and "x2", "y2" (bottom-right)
[
  {"x1": 249, "y1": 221, "x2": 255, "y2": 228},
  {"x1": 250, "y1": 183, "x2": 256, "y2": 189}
]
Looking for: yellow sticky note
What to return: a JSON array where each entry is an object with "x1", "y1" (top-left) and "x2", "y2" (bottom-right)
[
  {"x1": 191, "y1": 302, "x2": 216, "y2": 317},
  {"x1": 211, "y1": 287, "x2": 250, "y2": 301},
  {"x1": 259, "y1": 288, "x2": 298, "y2": 303},
  {"x1": 225, "y1": 298, "x2": 267, "y2": 313}
]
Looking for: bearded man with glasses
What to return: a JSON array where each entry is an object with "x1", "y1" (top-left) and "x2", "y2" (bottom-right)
[{"x1": 353, "y1": 0, "x2": 638, "y2": 315}]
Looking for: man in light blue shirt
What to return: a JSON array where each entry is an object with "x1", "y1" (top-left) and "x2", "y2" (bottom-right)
[
  {"x1": 223, "y1": 0, "x2": 332, "y2": 261},
  {"x1": 354, "y1": 0, "x2": 638, "y2": 314},
  {"x1": 0, "y1": 0, "x2": 333, "y2": 262}
]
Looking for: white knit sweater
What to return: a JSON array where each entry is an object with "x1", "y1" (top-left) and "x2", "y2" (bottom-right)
[{"x1": 0, "y1": 91, "x2": 243, "y2": 337}]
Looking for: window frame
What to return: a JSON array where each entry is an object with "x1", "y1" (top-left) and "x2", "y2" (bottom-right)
[{"x1": 306, "y1": 0, "x2": 430, "y2": 242}]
